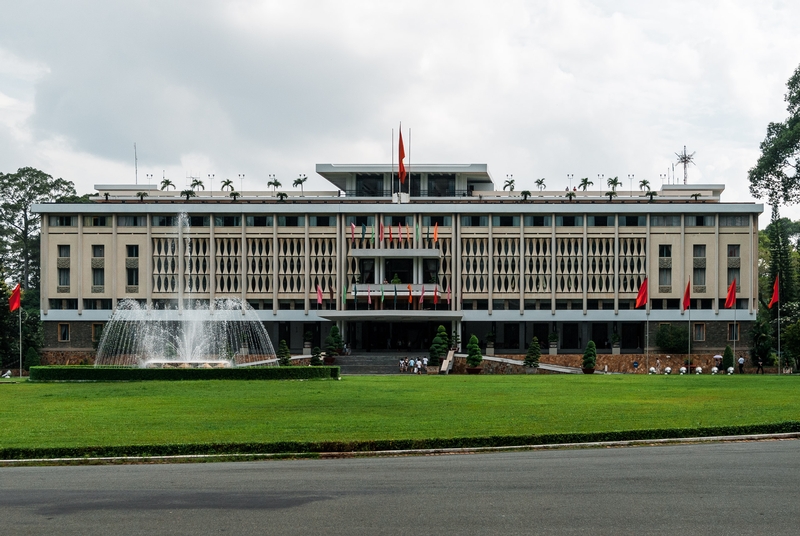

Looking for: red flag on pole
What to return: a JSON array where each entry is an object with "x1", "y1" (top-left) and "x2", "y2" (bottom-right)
[
  {"x1": 398, "y1": 130, "x2": 406, "y2": 185},
  {"x1": 367, "y1": 285, "x2": 372, "y2": 305},
  {"x1": 9, "y1": 283, "x2": 20, "y2": 312},
  {"x1": 433, "y1": 222, "x2": 439, "y2": 242},
  {"x1": 316, "y1": 284, "x2": 323, "y2": 305},
  {"x1": 447, "y1": 285, "x2": 451, "y2": 305},
  {"x1": 351, "y1": 222, "x2": 355, "y2": 242},
  {"x1": 682, "y1": 281, "x2": 691, "y2": 311},
  {"x1": 389, "y1": 225, "x2": 393, "y2": 241},
  {"x1": 379, "y1": 223, "x2": 384, "y2": 241},
  {"x1": 634, "y1": 278, "x2": 648, "y2": 309},
  {"x1": 768, "y1": 275, "x2": 780, "y2": 309},
  {"x1": 434, "y1": 285, "x2": 439, "y2": 305},
  {"x1": 419, "y1": 285, "x2": 425, "y2": 305},
  {"x1": 407, "y1": 284, "x2": 413, "y2": 304},
  {"x1": 397, "y1": 223, "x2": 401, "y2": 242},
  {"x1": 725, "y1": 279, "x2": 737, "y2": 309}
]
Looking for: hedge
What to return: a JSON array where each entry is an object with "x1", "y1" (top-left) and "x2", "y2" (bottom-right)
[
  {"x1": 28, "y1": 366, "x2": 339, "y2": 382},
  {"x1": 2, "y1": 421, "x2": 798, "y2": 461}
]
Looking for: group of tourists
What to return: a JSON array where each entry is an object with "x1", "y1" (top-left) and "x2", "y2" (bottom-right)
[{"x1": 399, "y1": 357, "x2": 428, "y2": 374}]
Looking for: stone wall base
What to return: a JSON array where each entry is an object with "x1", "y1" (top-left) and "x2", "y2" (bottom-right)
[{"x1": 40, "y1": 349, "x2": 96, "y2": 366}]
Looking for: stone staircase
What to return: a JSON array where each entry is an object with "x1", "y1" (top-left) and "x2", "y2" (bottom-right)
[{"x1": 334, "y1": 352, "x2": 428, "y2": 375}]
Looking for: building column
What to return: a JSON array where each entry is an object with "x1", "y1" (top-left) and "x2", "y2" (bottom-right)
[
  {"x1": 582, "y1": 213, "x2": 588, "y2": 314},
  {"x1": 209, "y1": 215, "x2": 215, "y2": 309},
  {"x1": 41, "y1": 215, "x2": 49, "y2": 315},
  {"x1": 111, "y1": 214, "x2": 117, "y2": 311},
  {"x1": 272, "y1": 214, "x2": 278, "y2": 316},
  {"x1": 550, "y1": 214, "x2": 556, "y2": 315},
  {"x1": 614, "y1": 214, "x2": 619, "y2": 314},
  {"x1": 680, "y1": 214, "x2": 686, "y2": 317},
  {"x1": 488, "y1": 214, "x2": 493, "y2": 315},
  {"x1": 304, "y1": 213, "x2": 310, "y2": 315},
  {"x1": 241, "y1": 212, "x2": 247, "y2": 315},
  {"x1": 77, "y1": 215, "x2": 83, "y2": 315},
  {"x1": 146, "y1": 215, "x2": 152, "y2": 309},
  {"x1": 519, "y1": 212, "x2": 524, "y2": 315}
]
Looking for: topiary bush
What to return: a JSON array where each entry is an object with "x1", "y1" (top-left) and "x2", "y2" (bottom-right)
[
  {"x1": 582, "y1": 340, "x2": 597, "y2": 369},
  {"x1": 524, "y1": 337, "x2": 541, "y2": 368},
  {"x1": 310, "y1": 346, "x2": 323, "y2": 366},
  {"x1": 324, "y1": 326, "x2": 344, "y2": 356},
  {"x1": 722, "y1": 344, "x2": 734, "y2": 370},
  {"x1": 466, "y1": 334, "x2": 482, "y2": 368},
  {"x1": 278, "y1": 339, "x2": 292, "y2": 366}
]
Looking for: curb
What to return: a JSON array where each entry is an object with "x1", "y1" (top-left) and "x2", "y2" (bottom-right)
[{"x1": 2, "y1": 432, "x2": 798, "y2": 467}]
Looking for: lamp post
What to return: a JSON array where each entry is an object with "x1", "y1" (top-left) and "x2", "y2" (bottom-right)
[
  {"x1": 660, "y1": 173, "x2": 667, "y2": 186},
  {"x1": 239, "y1": 173, "x2": 245, "y2": 193},
  {"x1": 567, "y1": 173, "x2": 573, "y2": 191},
  {"x1": 146, "y1": 173, "x2": 153, "y2": 186},
  {"x1": 628, "y1": 174, "x2": 634, "y2": 197},
  {"x1": 208, "y1": 173, "x2": 214, "y2": 197}
]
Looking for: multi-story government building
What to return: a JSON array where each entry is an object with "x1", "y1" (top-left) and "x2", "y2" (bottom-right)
[{"x1": 34, "y1": 163, "x2": 762, "y2": 362}]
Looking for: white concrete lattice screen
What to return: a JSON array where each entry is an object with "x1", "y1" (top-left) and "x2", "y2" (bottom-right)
[
  {"x1": 461, "y1": 238, "x2": 488, "y2": 293},
  {"x1": 247, "y1": 238, "x2": 272, "y2": 294},
  {"x1": 152, "y1": 237, "x2": 178, "y2": 293},
  {"x1": 524, "y1": 238, "x2": 551, "y2": 293},
  {"x1": 556, "y1": 237, "x2": 583, "y2": 293},
  {"x1": 215, "y1": 237, "x2": 241, "y2": 293}
]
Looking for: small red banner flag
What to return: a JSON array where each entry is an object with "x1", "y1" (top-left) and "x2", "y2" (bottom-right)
[
  {"x1": 398, "y1": 130, "x2": 406, "y2": 185},
  {"x1": 768, "y1": 275, "x2": 779, "y2": 309},
  {"x1": 9, "y1": 283, "x2": 21, "y2": 312},
  {"x1": 682, "y1": 281, "x2": 691, "y2": 311},
  {"x1": 634, "y1": 278, "x2": 648, "y2": 309},
  {"x1": 407, "y1": 284, "x2": 413, "y2": 304},
  {"x1": 725, "y1": 279, "x2": 737, "y2": 309}
]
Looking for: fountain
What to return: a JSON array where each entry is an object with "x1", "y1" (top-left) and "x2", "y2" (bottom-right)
[{"x1": 96, "y1": 298, "x2": 277, "y2": 368}]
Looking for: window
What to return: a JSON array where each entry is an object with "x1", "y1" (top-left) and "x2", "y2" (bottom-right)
[
  {"x1": 355, "y1": 173, "x2": 384, "y2": 197},
  {"x1": 58, "y1": 245, "x2": 70, "y2": 257},
  {"x1": 246, "y1": 215, "x2": 273, "y2": 226},
  {"x1": 659, "y1": 245, "x2": 672, "y2": 257},
  {"x1": 92, "y1": 323, "x2": 104, "y2": 343},
  {"x1": 58, "y1": 323, "x2": 70, "y2": 342},
  {"x1": 659, "y1": 267, "x2": 672, "y2": 286},
  {"x1": 588, "y1": 215, "x2": 611, "y2": 226},
  {"x1": 651, "y1": 215, "x2": 681, "y2": 226},
  {"x1": 556, "y1": 215, "x2": 583, "y2": 227},
  {"x1": 278, "y1": 216, "x2": 304, "y2": 226},
  {"x1": 83, "y1": 216, "x2": 110, "y2": 227},
  {"x1": 152, "y1": 215, "x2": 177, "y2": 226},
  {"x1": 620, "y1": 215, "x2": 645, "y2": 226},
  {"x1": 524, "y1": 215, "x2": 551, "y2": 226},
  {"x1": 727, "y1": 267, "x2": 740, "y2": 286},
  {"x1": 189, "y1": 216, "x2": 210, "y2": 226},
  {"x1": 461, "y1": 216, "x2": 488, "y2": 227},
  {"x1": 49, "y1": 216, "x2": 76, "y2": 226},
  {"x1": 693, "y1": 267, "x2": 706, "y2": 285},
  {"x1": 126, "y1": 245, "x2": 139, "y2": 258},
  {"x1": 427, "y1": 173, "x2": 455, "y2": 197},
  {"x1": 346, "y1": 215, "x2": 374, "y2": 226},
  {"x1": 92, "y1": 245, "x2": 105, "y2": 258},
  {"x1": 693, "y1": 244, "x2": 706, "y2": 285},
  {"x1": 92, "y1": 268, "x2": 105, "y2": 286},
  {"x1": 728, "y1": 323, "x2": 740, "y2": 342},
  {"x1": 686, "y1": 215, "x2": 715, "y2": 227},
  {"x1": 693, "y1": 323, "x2": 706, "y2": 342},
  {"x1": 310, "y1": 216, "x2": 332, "y2": 226},
  {"x1": 492, "y1": 215, "x2": 519, "y2": 227},
  {"x1": 422, "y1": 216, "x2": 451, "y2": 226},
  {"x1": 720, "y1": 215, "x2": 748, "y2": 227},
  {"x1": 58, "y1": 268, "x2": 70, "y2": 286},
  {"x1": 384, "y1": 215, "x2": 412, "y2": 226},
  {"x1": 49, "y1": 299, "x2": 78, "y2": 310},
  {"x1": 118, "y1": 216, "x2": 146, "y2": 226},
  {"x1": 213, "y1": 215, "x2": 241, "y2": 227},
  {"x1": 728, "y1": 244, "x2": 740, "y2": 258},
  {"x1": 127, "y1": 268, "x2": 139, "y2": 286},
  {"x1": 83, "y1": 299, "x2": 112, "y2": 310},
  {"x1": 693, "y1": 244, "x2": 706, "y2": 258}
]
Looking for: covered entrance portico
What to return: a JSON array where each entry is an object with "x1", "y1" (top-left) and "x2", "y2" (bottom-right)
[{"x1": 318, "y1": 310, "x2": 463, "y2": 352}]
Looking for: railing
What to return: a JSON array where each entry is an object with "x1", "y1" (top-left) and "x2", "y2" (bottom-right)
[{"x1": 344, "y1": 189, "x2": 473, "y2": 198}]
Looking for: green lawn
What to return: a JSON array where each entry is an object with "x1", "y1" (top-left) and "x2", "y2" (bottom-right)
[{"x1": 1, "y1": 375, "x2": 798, "y2": 450}]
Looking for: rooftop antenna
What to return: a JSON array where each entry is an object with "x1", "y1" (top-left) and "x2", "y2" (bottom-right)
[
  {"x1": 134, "y1": 143, "x2": 138, "y2": 184},
  {"x1": 675, "y1": 146, "x2": 696, "y2": 184}
]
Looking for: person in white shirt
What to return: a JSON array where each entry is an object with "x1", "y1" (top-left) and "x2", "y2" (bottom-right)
[{"x1": 738, "y1": 356, "x2": 745, "y2": 374}]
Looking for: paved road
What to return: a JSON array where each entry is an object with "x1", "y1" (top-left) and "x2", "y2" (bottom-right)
[{"x1": 1, "y1": 440, "x2": 798, "y2": 535}]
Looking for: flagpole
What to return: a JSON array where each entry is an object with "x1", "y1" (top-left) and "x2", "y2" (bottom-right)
[
  {"x1": 778, "y1": 304, "x2": 781, "y2": 375},
  {"x1": 391, "y1": 128, "x2": 394, "y2": 197},
  {"x1": 408, "y1": 127, "x2": 411, "y2": 195},
  {"x1": 687, "y1": 303, "x2": 691, "y2": 373},
  {"x1": 19, "y1": 304, "x2": 22, "y2": 378}
]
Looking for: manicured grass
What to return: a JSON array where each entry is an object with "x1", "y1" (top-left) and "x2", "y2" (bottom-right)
[{"x1": 0, "y1": 375, "x2": 798, "y2": 450}]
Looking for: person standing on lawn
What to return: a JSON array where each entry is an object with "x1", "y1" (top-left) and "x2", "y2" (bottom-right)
[
  {"x1": 738, "y1": 356, "x2": 745, "y2": 374},
  {"x1": 756, "y1": 358, "x2": 764, "y2": 374}
]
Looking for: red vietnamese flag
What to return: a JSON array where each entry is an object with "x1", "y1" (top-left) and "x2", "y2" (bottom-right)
[
  {"x1": 433, "y1": 222, "x2": 439, "y2": 242},
  {"x1": 447, "y1": 284, "x2": 451, "y2": 305},
  {"x1": 407, "y1": 284, "x2": 413, "y2": 304},
  {"x1": 9, "y1": 283, "x2": 21, "y2": 312},
  {"x1": 725, "y1": 279, "x2": 737, "y2": 309},
  {"x1": 634, "y1": 278, "x2": 648, "y2": 309},
  {"x1": 419, "y1": 285, "x2": 425, "y2": 305},
  {"x1": 397, "y1": 223, "x2": 401, "y2": 242},
  {"x1": 768, "y1": 275, "x2": 780, "y2": 309},
  {"x1": 350, "y1": 222, "x2": 355, "y2": 241},
  {"x1": 682, "y1": 280, "x2": 691, "y2": 311},
  {"x1": 316, "y1": 284, "x2": 323, "y2": 305},
  {"x1": 433, "y1": 285, "x2": 439, "y2": 305},
  {"x1": 389, "y1": 225, "x2": 393, "y2": 241},
  {"x1": 379, "y1": 223, "x2": 384, "y2": 241},
  {"x1": 398, "y1": 130, "x2": 407, "y2": 185},
  {"x1": 367, "y1": 285, "x2": 372, "y2": 305}
]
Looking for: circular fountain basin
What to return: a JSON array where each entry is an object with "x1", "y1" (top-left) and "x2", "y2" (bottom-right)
[{"x1": 144, "y1": 359, "x2": 233, "y2": 369}]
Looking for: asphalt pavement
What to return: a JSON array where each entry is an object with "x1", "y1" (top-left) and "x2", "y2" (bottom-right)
[{"x1": 1, "y1": 440, "x2": 798, "y2": 535}]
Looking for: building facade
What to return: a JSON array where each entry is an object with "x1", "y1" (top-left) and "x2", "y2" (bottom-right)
[{"x1": 34, "y1": 164, "x2": 762, "y2": 361}]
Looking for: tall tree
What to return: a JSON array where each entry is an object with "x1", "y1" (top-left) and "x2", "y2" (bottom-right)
[
  {"x1": 767, "y1": 207, "x2": 798, "y2": 306},
  {"x1": 0, "y1": 168, "x2": 77, "y2": 289},
  {"x1": 749, "y1": 63, "x2": 800, "y2": 206}
]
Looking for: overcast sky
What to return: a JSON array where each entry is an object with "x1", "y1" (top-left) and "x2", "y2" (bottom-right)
[{"x1": 1, "y1": 1, "x2": 799, "y2": 226}]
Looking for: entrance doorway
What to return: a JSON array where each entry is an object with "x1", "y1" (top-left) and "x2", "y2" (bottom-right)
[
  {"x1": 384, "y1": 259, "x2": 413, "y2": 284},
  {"x1": 347, "y1": 321, "x2": 439, "y2": 351}
]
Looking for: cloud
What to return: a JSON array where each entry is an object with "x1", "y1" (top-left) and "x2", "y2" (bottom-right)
[{"x1": 0, "y1": 0, "x2": 798, "y2": 226}]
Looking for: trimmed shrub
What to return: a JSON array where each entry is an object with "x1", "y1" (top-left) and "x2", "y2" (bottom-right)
[
  {"x1": 722, "y1": 345, "x2": 734, "y2": 370},
  {"x1": 582, "y1": 341, "x2": 597, "y2": 369},
  {"x1": 466, "y1": 334, "x2": 482, "y2": 368},
  {"x1": 29, "y1": 366, "x2": 340, "y2": 382},
  {"x1": 429, "y1": 336, "x2": 444, "y2": 367},
  {"x1": 310, "y1": 346, "x2": 323, "y2": 366},
  {"x1": 325, "y1": 326, "x2": 343, "y2": 356},
  {"x1": 524, "y1": 337, "x2": 541, "y2": 368},
  {"x1": 278, "y1": 340, "x2": 291, "y2": 366}
]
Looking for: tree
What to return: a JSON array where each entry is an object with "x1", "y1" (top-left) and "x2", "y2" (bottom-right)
[
  {"x1": 675, "y1": 146, "x2": 696, "y2": 184},
  {"x1": 582, "y1": 340, "x2": 597, "y2": 370},
  {"x1": 565, "y1": 191, "x2": 576, "y2": 202},
  {"x1": 579, "y1": 177, "x2": 593, "y2": 191},
  {"x1": 749, "y1": 316, "x2": 774, "y2": 366},
  {"x1": 429, "y1": 325, "x2": 449, "y2": 367},
  {"x1": 180, "y1": 190, "x2": 196, "y2": 201},
  {"x1": 466, "y1": 334, "x2": 482, "y2": 368},
  {"x1": 748, "y1": 63, "x2": 800, "y2": 207},
  {"x1": 277, "y1": 192, "x2": 288, "y2": 202},
  {"x1": 268, "y1": 177, "x2": 282, "y2": 192},
  {"x1": 278, "y1": 339, "x2": 291, "y2": 366},
  {"x1": 503, "y1": 178, "x2": 515, "y2": 191},
  {"x1": 0, "y1": 168, "x2": 77, "y2": 289},
  {"x1": 136, "y1": 192, "x2": 148, "y2": 202},
  {"x1": 160, "y1": 178, "x2": 175, "y2": 191},
  {"x1": 190, "y1": 178, "x2": 205, "y2": 191},
  {"x1": 535, "y1": 178, "x2": 546, "y2": 191},
  {"x1": 221, "y1": 179, "x2": 234, "y2": 191},
  {"x1": 524, "y1": 336, "x2": 541, "y2": 368},
  {"x1": 690, "y1": 193, "x2": 702, "y2": 202},
  {"x1": 646, "y1": 191, "x2": 658, "y2": 202},
  {"x1": 766, "y1": 209, "x2": 798, "y2": 307},
  {"x1": 229, "y1": 191, "x2": 241, "y2": 202},
  {"x1": 655, "y1": 324, "x2": 689, "y2": 354},
  {"x1": 293, "y1": 174, "x2": 307, "y2": 195},
  {"x1": 310, "y1": 346, "x2": 323, "y2": 366},
  {"x1": 606, "y1": 176, "x2": 621, "y2": 192},
  {"x1": 639, "y1": 179, "x2": 650, "y2": 191},
  {"x1": 605, "y1": 191, "x2": 617, "y2": 202},
  {"x1": 324, "y1": 326, "x2": 343, "y2": 356},
  {"x1": 520, "y1": 190, "x2": 531, "y2": 202}
]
